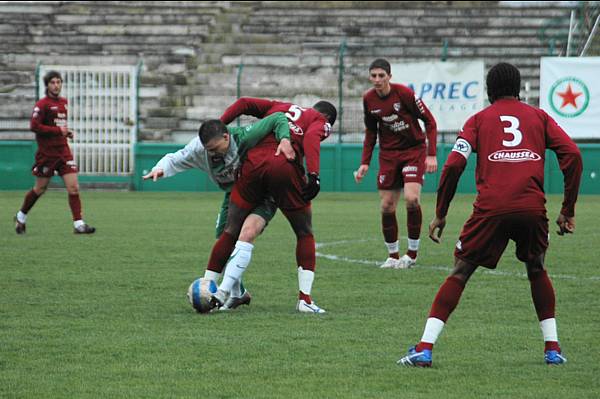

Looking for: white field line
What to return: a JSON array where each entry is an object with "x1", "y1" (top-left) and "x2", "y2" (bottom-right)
[{"x1": 316, "y1": 239, "x2": 600, "y2": 282}]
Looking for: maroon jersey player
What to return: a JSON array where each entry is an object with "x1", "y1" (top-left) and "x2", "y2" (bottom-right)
[
  {"x1": 205, "y1": 98, "x2": 336, "y2": 313},
  {"x1": 14, "y1": 71, "x2": 95, "y2": 235},
  {"x1": 399, "y1": 63, "x2": 582, "y2": 368},
  {"x1": 355, "y1": 58, "x2": 438, "y2": 269}
]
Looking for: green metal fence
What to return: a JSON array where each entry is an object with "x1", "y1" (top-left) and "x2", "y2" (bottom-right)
[{"x1": 3, "y1": 141, "x2": 598, "y2": 195}]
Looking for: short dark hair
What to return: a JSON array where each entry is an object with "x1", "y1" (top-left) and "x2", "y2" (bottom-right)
[
  {"x1": 369, "y1": 58, "x2": 391, "y2": 75},
  {"x1": 43, "y1": 70, "x2": 62, "y2": 87},
  {"x1": 198, "y1": 119, "x2": 228, "y2": 144},
  {"x1": 486, "y1": 62, "x2": 521, "y2": 103},
  {"x1": 313, "y1": 101, "x2": 337, "y2": 126}
]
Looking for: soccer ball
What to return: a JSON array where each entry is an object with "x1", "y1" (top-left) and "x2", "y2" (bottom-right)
[{"x1": 187, "y1": 278, "x2": 217, "y2": 313}]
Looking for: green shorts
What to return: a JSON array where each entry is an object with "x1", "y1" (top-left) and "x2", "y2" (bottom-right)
[{"x1": 215, "y1": 191, "x2": 277, "y2": 238}]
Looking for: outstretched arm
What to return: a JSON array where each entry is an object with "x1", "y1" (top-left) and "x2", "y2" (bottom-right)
[
  {"x1": 220, "y1": 97, "x2": 275, "y2": 124},
  {"x1": 147, "y1": 137, "x2": 206, "y2": 180}
]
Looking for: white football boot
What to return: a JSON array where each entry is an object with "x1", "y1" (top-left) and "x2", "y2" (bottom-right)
[
  {"x1": 380, "y1": 257, "x2": 401, "y2": 269},
  {"x1": 395, "y1": 254, "x2": 416, "y2": 269},
  {"x1": 296, "y1": 299, "x2": 326, "y2": 314},
  {"x1": 219, "y1": 291, "x2": 252, "y2": 311},
  {"x1": 209, "y1": 289, "x2": 229, "y2": 312}
]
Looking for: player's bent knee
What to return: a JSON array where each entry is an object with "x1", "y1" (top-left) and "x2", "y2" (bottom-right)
[
  {"x1": 34, "y1": 186, "x2": 48, "y2": 196},
  {"x1": 239, "y1": 224, "x2": 263, "y2": 243}
]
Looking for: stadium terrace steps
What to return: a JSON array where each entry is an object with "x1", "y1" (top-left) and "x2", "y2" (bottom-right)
[{"x1": 0, "y1": 1, "x2": 584, "y2": 141}]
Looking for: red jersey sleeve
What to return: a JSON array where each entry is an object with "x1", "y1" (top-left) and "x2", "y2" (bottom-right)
[
  {"x1": 360, "y1": 97, "x2": 378, "y2": 165},
  {"x1": 410, "y1": 93, "x2": 438, "y2": 156},
  {"x1": 435, "y1": 116, "x2": 476, "y2": 218},
  {"x1": 304, "y1": 120, "x2": 329, "y2": 175},
  {"x1": 220, "y1": 97, "x2": 276, "y2": 124},
  {"x1": 436, "y1": 151, "x2": 467, "y2": 218},
  {"x1": 543, "y1": 112, "x2": 583, "y2": 217},
  {"x1": 30, "y1": 100, "x2": 62, "y2": 136}
]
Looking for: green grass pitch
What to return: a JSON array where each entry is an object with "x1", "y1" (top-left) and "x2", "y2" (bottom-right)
[{"x1": 1, "y1": 190, "x2": 599, "y2": 398}]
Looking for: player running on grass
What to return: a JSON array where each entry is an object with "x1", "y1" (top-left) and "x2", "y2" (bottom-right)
[
  {"x1": 398, "y1": 63, "x2": 582, "y2": 367},
  {"x1": 143, "y1": 112, "x2": 295, "y2": 310}
]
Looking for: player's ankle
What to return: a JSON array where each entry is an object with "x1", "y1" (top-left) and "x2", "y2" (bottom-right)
[
  {"x1": 298, "y1": 291, "x2": 312, "y2": 304},
  {"x1": 416, "y1": 342, "x2": 433, "y2": 352}
]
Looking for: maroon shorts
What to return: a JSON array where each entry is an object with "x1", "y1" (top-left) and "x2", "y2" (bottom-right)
[
  {"x1": 454, "y1": 211, "x2": 549, "y2": 269},
  {"x1": 32, "y1": 152, "x2": 77, "y2": 177},
  {"x1": 377, "y1": 146, "x2": 426, "y2": 190},
  {"x1": 232, "y1": 153, "x2": 308, "y2": 212}
]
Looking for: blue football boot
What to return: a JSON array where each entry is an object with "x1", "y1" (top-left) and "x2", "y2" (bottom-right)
[
  {"x1": 545, "y1": 350, "x2": 567, "y2": 365},
  {"x1": 397, "y1": 346, "x2": 432, "y2": 367}
]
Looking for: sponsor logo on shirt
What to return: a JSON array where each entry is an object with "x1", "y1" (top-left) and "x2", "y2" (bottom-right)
[
  {"x1": 488, "y1": 149, "x2": 542, "y2": 163},
  {"x1": 384, "y1": 120, "x2": 410, "y2": 133},
  {"x1": 381, "y1": 114, "x2": 399, "y2": 123},
  {"x1": 288, "y1": 121, "x2": 304, "y2": 136},
  {"x1": 51, "y1": 107, "x2": 58, "y2": 111}
]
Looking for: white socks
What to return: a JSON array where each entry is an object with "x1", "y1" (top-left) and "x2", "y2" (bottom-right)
[
  {"x1": 420, "y1": 317, "x2": 445, "y2": 344},
  {"x1": 203, "y1": 270, "x2": 221, "y2": 281},
  {"x1": 408, "y1": 238, "x2": 420, "y2": 251},
  {"x1": 385, "y1": 240, "x2": 399, "y2": 255},
  {"x1": 298, "y1": 266, "x2": 315, "y2": 296},
  {"x1": 540, "y1": 318, "x2": 559, "y2": 342},
  {"x1": 74, "y1": 220, "x2": 85, "y2": 229},
  {"x1": 230, "y1": 280, "x2": 242, "y2": 298},
  {"x1": 16, "y1": 211, "x2": 27, "y2": 224},
  {"x1": 219, "y1": 241, "x2": 254, "y2": 294}
]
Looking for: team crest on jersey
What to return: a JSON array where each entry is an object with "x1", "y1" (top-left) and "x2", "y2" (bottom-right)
[
  {"x1": 379, "y1": 175, "x2": 386, "y2": 184},
  {"x1": 393, "y1": 102, "x2": 401, "y2": 112},
  {"x1": 456, "y1": 240, "x2": 462, "y2": 251},
  {"x1": 488, "y1": 149, "x2": 541, "y2": 163}
]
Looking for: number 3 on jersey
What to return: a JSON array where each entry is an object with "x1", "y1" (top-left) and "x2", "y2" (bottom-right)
[{"x1": 500, "y1": 115, "x2": 522, "y2": 147}]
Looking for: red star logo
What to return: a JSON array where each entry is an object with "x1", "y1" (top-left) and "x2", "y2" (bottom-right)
[{"x1": 557, "y1": 84, "x2": 582, "y2": 109}]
